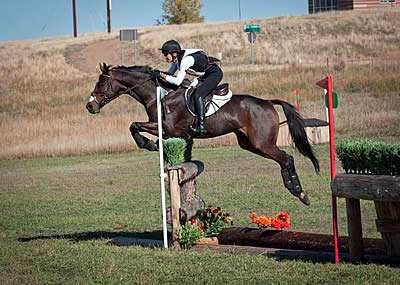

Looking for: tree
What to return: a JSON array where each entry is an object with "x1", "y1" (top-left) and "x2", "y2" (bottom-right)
[{"x1": 160, "y1": 0, "x2": 204, "y2": 25}]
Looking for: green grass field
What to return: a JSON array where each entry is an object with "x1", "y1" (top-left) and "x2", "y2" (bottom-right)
[{"x1": 2, "y1": 145, "x2": 398, "y2": 284}]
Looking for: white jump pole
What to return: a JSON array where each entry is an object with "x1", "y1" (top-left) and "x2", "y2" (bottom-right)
[{"x1": 157, "y1": 86, "x2": 168, "y2": 248}]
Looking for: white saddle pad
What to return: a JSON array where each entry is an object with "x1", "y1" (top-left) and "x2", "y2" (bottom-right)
[
  {"x1": 205, "y1": 90, "x2": 233, "y2": 117},
  {"x1": 159, "y1": 85, "x2": 233, "y2": 117}
]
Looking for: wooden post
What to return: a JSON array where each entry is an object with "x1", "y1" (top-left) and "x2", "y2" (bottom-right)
[
  {"x1": 345, "y1": 198, "x2": 363, "y2": 262},
  {"x1": 374, "y1": 201, "x2": 400, "y2": 257},
  {"x1": 168, "y1": 169, "x2": 181, "y2": 249},
  {"x1": 167, "y1": 161, "x2": 205, "y2": 250}
]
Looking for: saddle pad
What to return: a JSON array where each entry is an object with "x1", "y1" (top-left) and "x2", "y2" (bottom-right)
[
  {"x1": 184, "y1": 87, "x2": 232, "y2": 117},
  {"x1": 205, "y1": 90, "x2": 233, "y2": 117}
]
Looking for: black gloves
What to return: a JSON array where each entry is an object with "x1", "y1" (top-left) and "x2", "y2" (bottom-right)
[{"x1": 152, "y1": 70, "x2": 162, "y2": 79}]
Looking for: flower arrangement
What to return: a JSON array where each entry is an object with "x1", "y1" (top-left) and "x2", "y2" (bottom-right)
[
  {"x1": 176, "y1": 218, "x2": 204, "y2": 249},
  {"x1": 176, "y1": 206, "x2": 234, "y2": 249},
  {"x1": 250, "y1": 212, "x2": 290, "y2": 230},
  {"x1": 197, "y1": 206, "x2": 233, "y2": 237}
]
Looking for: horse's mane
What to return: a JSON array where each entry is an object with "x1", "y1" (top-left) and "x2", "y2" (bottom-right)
[
  {"x1": 112, "y1": 65, "x2": 153, "y2": 75},
  {"x1": 111, "y1": 65, "x2": 181, "y2": 91}
]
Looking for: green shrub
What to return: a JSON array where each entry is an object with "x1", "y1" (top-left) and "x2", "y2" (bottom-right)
[
  {"x1": 336, "y1": 139, "x2": 400, "y2": 175},
  {"x1": 162, "y1": 138, "x2": 193, "y2": 166}
]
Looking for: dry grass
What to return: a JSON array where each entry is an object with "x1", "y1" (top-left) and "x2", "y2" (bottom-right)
[{"x1": 0, "y1": 8, "x2": 399, "y2": 159}]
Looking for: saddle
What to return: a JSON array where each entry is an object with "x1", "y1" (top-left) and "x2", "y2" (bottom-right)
[
  {"x1": 158, "y1": 79, "x2": 232, "y2": 117},
  {"x1": 184, "y1": 81, "x2": 232, "y2": 117}
]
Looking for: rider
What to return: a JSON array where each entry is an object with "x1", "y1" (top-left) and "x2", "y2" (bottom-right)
[{"x1": 154, "y1": 40, "x2": 223, "y2": 136}]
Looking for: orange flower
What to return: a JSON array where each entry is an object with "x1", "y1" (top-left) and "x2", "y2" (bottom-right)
[{"x1": 250, "y1": 212, "x2": 291, "y2": 230}]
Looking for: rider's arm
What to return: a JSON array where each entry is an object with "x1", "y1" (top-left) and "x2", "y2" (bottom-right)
[{"x1": 164, "y1": 56, "x2": 194, "y2": 86}]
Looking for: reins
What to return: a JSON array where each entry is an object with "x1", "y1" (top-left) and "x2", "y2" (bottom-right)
[{"x1": 123, "y1": 77, "x2": 153, "y2": 95}]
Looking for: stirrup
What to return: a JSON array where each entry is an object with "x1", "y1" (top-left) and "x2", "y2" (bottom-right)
[{"x1": 189, "y1": 125, "x2": 207, "y2": 136}]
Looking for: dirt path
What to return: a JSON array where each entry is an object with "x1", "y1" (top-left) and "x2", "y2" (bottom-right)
[{"x1": 66, "y1": 38, "x2": 159, "y2": 74}]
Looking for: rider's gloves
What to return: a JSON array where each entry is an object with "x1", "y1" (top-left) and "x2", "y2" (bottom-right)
[{"x1": 152, "y1": 70, "x2": 162, "y2": 79}]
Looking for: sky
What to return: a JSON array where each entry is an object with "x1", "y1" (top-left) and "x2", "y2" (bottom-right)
[{"x1": 1, "y1": 1, "x2": 308, "y2": 42}]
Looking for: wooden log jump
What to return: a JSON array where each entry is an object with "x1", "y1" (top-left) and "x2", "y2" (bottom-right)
[
  {"x1": 332, "y1": 174, "x2": 400, "y2": 262},
  {"x1": 217, "y1": 227, "x2": 384, "y2": 255}
]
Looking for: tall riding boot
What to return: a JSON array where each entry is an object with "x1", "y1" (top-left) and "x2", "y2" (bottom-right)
[{"x1": 190, "y1": 96, "x2": 207, "y2": 136}]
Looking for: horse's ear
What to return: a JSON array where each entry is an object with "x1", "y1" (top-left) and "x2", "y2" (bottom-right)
[
  {"x1": 100, "y1": 63, "x2": 111, "y2": 75},
  {"x1": 100, "y1": 63, "x2": 106, "y2": 74}
]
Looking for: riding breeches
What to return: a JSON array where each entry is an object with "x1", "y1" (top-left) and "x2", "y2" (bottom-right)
[{"x1": 194, "y1": 64, "x2": 223, "y2": 100}]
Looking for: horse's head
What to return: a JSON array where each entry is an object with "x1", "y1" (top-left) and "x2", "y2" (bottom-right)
[
  {"x1": 86, "y1": 63, "x2": 123, "y2": 114},
  {"x1": 86, "y1": 63, "x2": 156, "y2": 114}
]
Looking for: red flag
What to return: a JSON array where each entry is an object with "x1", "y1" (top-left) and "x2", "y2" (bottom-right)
[
  {"x1": 293, "y1": 89, "x2": 298, "y2": 95},
  {"x1": 316, "y1": 77, "x2": 328, "y2": 90}
]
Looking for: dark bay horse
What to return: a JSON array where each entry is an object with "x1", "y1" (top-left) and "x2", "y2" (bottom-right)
[{"x1": 86, "y1": 63, "x2": 319, "y2": 205}]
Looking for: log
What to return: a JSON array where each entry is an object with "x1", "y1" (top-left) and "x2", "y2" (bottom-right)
[
  {"x1": 167, "y1": 160, "x2": 204, "y2": 185},
  {"x1": 332, "y1": 174, "x2": 400, "y2": 201},
  {"x1": 217, "y1": 227, "x2": 385, "y2": 255}
]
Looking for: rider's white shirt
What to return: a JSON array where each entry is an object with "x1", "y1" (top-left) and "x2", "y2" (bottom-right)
[{"x1": 165, "y1": 49, "x2": 206, "y2": 86}]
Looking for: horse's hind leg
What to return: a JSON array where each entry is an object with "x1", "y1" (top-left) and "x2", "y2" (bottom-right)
[
  {"x1": 235, "y1": 130, "x2": 310, "y2": 205},
  {"x1": 280, "y1": 151, "x2": 310, "y2": 205}
]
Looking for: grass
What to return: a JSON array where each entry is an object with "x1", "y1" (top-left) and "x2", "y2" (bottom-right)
[{"x1": 1, "y1": 145, "x2": 398, "y2": 284}]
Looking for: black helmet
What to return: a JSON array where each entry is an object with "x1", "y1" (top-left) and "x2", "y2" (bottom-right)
[{"x1": 160, "y1": 40, "x2": 182, "y2": 54}]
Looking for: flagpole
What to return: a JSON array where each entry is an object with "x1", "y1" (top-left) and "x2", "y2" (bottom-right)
[{"x1": 316, "y1": 76, "x2": 339, "y2": 263}]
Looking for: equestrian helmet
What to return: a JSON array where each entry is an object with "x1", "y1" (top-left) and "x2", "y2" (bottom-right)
[{"x1": 160, "y1": 40, "x2": 182, "y2": 54}]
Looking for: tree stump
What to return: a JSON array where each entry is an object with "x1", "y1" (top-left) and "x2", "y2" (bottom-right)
[{"x1": 167, "y1": 161, "x2": 205, "y2": 248}]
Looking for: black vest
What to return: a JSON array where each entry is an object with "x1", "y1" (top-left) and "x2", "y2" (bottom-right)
[{"x1": 178, "y1": 51, "x2": 209, "y2": 73}]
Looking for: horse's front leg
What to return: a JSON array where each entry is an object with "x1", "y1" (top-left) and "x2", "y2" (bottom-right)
[{"x1": 129, "y1": 121, "x2": 160, "y2": 151}]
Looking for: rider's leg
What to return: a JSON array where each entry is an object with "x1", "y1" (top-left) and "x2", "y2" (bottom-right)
[
  {"x1": 190, "y1": 64, "x2": 223, "y2": 136},
  {"x1": 190, "y1": 94, "x2": 207, "y2": 136}
]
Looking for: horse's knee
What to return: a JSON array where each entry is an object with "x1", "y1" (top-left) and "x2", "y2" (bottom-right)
[{"x1": 129, "y1": 122, "x2": 138, "y2": 135}]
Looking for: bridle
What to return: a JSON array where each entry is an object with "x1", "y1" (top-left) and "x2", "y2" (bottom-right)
[{"x1": 90, "y1": 71, "x2": 153, "y2": 106}]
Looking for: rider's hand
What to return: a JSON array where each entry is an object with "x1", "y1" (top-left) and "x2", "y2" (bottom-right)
[{"x1": 152, "y1": 70, "x2": 162, "y2": 79}]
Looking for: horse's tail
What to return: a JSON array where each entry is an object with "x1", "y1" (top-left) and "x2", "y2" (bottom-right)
[{"x1": 271, "y1": 99, "x2": 320, "y2": 173}]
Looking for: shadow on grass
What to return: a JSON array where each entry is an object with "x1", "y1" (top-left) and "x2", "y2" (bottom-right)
[
  {"x1": 265, "y1": 249, "x2": 397, "y2": 265},
  {"x1": 18, "y1": 230, "x2": 169, "y2": 243}
]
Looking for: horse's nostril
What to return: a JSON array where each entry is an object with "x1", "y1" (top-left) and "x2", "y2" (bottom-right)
[{"x1": 86, "y1": 103, "x2": 93, "y2": 112}]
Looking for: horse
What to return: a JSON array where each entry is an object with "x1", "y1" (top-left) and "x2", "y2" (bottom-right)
[{"x1": 86, "y1": 63, "x2": 319, "y2": 206}]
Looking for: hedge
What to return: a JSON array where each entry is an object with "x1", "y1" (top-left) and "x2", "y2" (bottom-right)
[{"x1": 336, "y1": 139, "x2": 400, "y2": 175}]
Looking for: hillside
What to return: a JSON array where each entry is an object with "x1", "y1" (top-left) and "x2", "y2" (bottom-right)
[{"x1": 0, "y1": 8, "x2": 399, "y2": 159}]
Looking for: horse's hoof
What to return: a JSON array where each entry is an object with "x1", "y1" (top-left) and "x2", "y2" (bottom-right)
[
  {"x1": 145, "y1": 140, "x2": 158, "y2": 151},
  {"x1": 298, "y1": 192, "x2": 310, "y2": 206}
]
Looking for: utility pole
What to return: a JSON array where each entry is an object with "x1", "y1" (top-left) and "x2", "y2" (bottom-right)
[
  {"x1": 72, "y1": 0, "x2": 77, "y2": 37},
  {"x1": 107, "y1": 0, "x2": 111, "y2": 33},
  {"x1": 238, "y1": 0, "x2": 241, "y2": 20}
]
